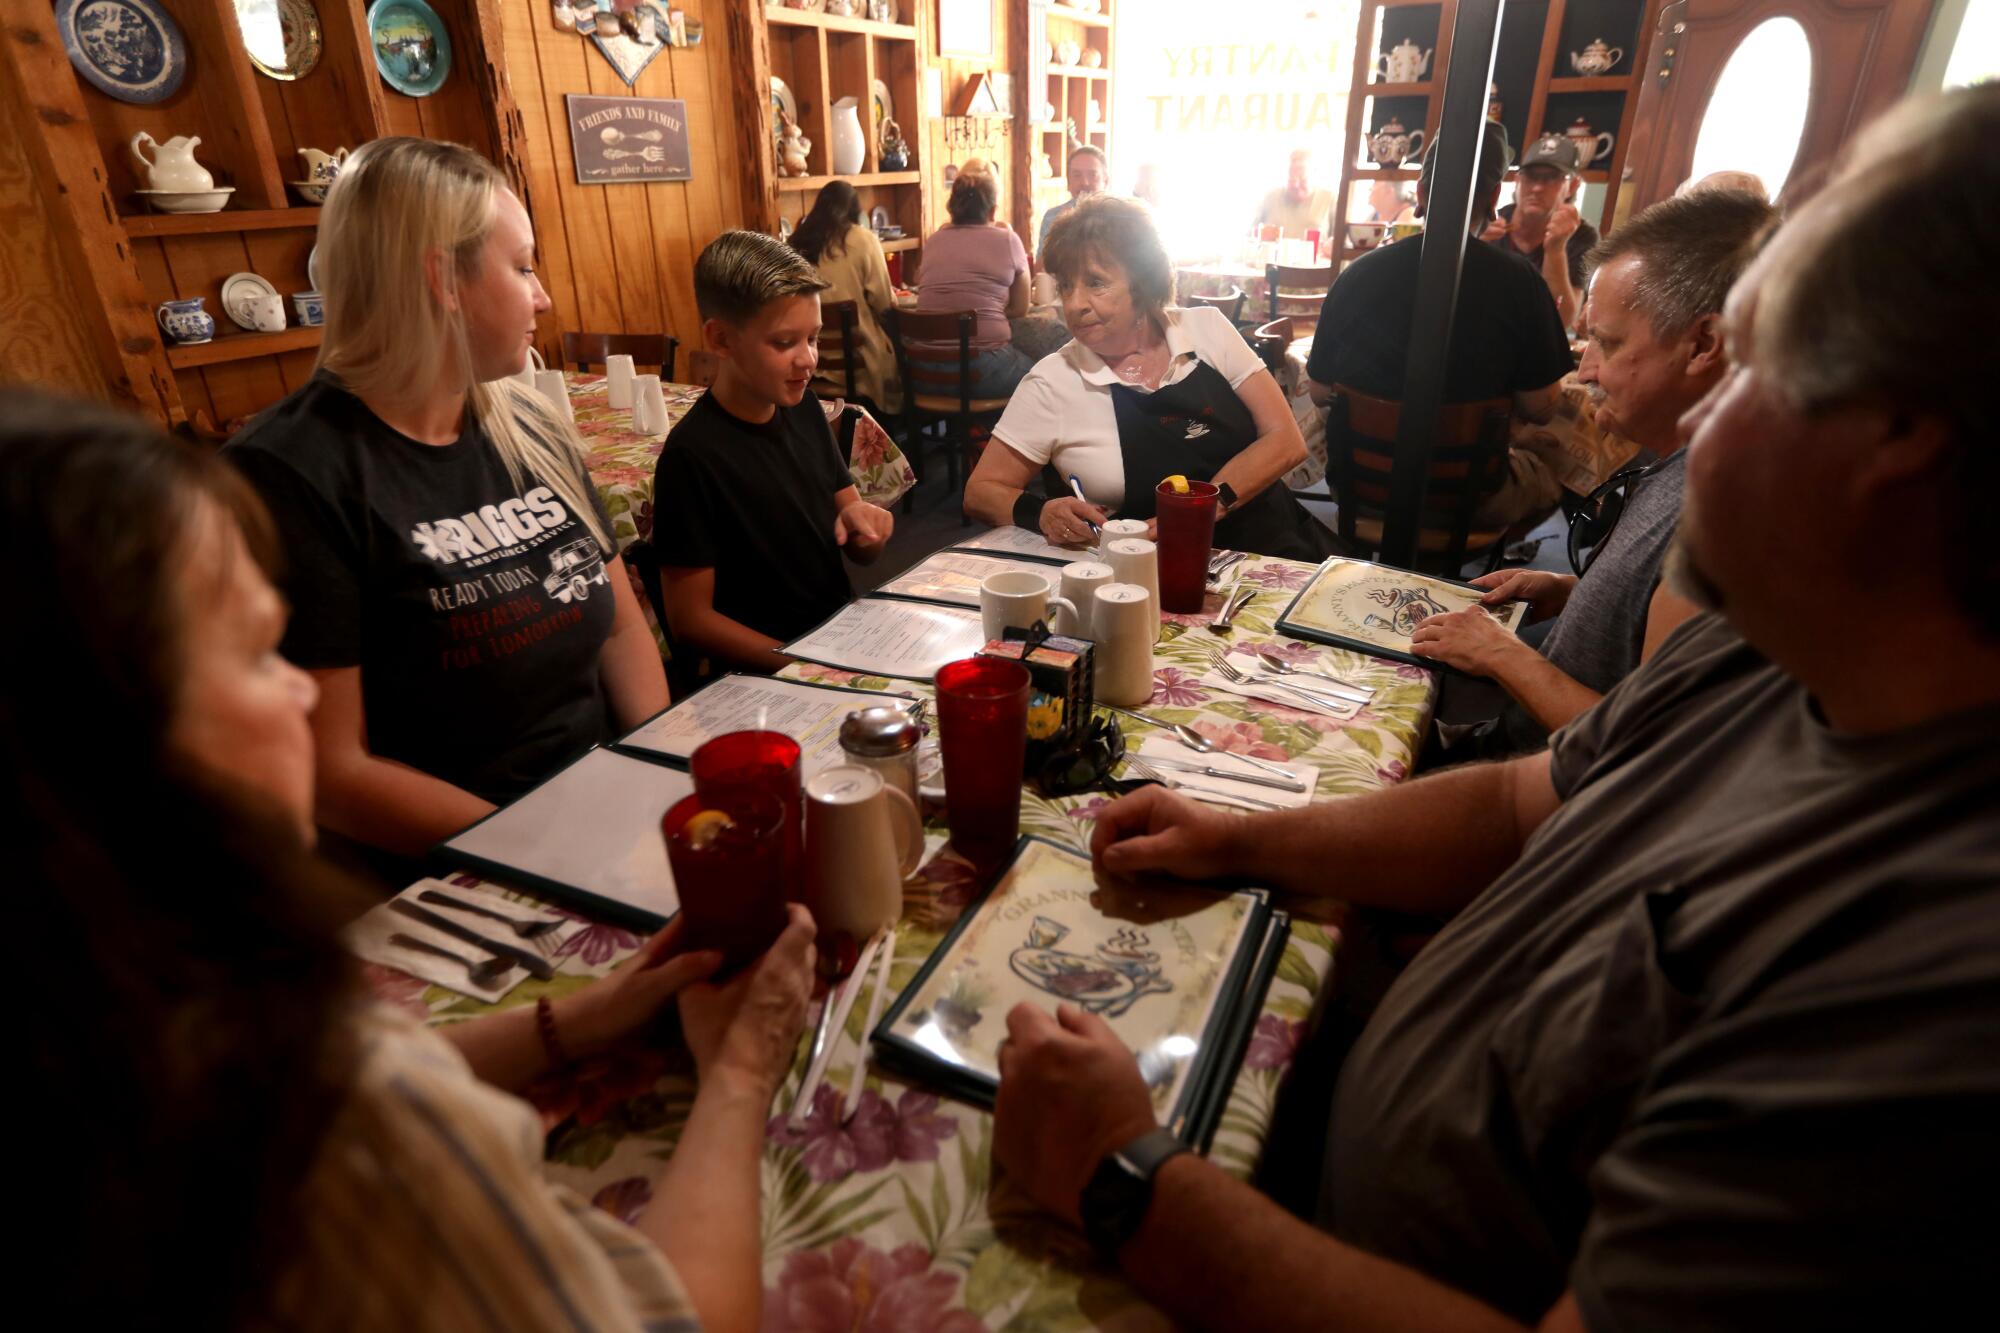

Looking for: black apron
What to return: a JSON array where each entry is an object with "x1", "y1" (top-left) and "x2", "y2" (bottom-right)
[{"x1": 1107, "y1": 357, "x2": 1337, "y2": 563}]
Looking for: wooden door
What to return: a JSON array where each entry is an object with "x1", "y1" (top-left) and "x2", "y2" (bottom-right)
[{"x1": 1618, "y1": 0, "x2": 1937, "y2": 212}]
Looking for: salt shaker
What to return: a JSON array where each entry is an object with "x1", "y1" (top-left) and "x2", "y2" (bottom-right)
[{"x1": 838, "y1": 705, "x2": 922, "y2": 806}]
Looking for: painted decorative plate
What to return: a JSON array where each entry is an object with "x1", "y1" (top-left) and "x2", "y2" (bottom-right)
[
  {"x1": 871, "y1": 77, "x2": 894, "y2": 131},
  {"x1": 240, "y1": 0, "x2": 324, "y2": 81},
  {"x1": 55, "y1": 0, "x2": 187, "y2": 105},
  {"x1": 221, "y1": 271, "x2": 280, "y2": 330},
  {"x1": 771, "y1": 76, "x2": 798, "y2": 132},
  {"x1": 369, "y1": 0, "x2": 451, "y2": 98}
]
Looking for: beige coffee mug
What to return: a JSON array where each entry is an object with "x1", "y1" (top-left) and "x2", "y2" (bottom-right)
[
  {"x1": 1057, "y1": 560, "x2": 1113, "y2": 638},
  {"x1": 605, "y1": 353, "x2": 636, "y2": 409},
  {"x1": 244, "y1": 293, "x2": 286, "y2": 333},
  {"x1": 1098, "y1": 518, "x2": 1148, "y2": 555},
  {"x1": 804, "y1": 764, "x2": 923, "y2": 939},
  {"x1": 981, "y1": 569, "x2": 1078, "y2": 643}
]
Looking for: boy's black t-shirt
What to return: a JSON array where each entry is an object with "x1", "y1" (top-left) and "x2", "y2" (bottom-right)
[
  {"x1": 652, "y1": 389, "x2": 854, "y2": 643},
  {"x1": 226, "y1": 376, "x2": 616, "y2": 805}
]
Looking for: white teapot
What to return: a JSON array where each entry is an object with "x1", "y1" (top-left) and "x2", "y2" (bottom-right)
[
  {"x1": 130, "y1": 134, "x2": 214, "y2": 192},
  {"x1": 1569, "y1": 38, "x2": 1625, "y2": 77},
  {"x1": 1369, "y1": 117, "x2": 1425, "y2": 167},
  {"x1": 297, "y1": 146, "x2": 349, "y2": 185},
  {"x1": 1377, "y1": 39, "x2": 1433, "y2": 84}
]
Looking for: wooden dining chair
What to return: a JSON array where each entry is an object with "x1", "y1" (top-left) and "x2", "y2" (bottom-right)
[
  {"x1": 621, "y1": 537, "x2": 706, "y2": 700},
  {"x1": 561, "y1": 331, "x2": 680, "y2": 380},
  {"x1": 886, "y1": 308, "x2": 1011, "y2": 522},
  {"x1": 1325, "y1": 383, "x2": 1516, "y2": 576},
  {"x1": 1264, "y1": 263, "x2": 1335, "y2": 333},
  {"x1": 1187, "y1": 287, "x2": 1246, "y2": 327},
  {"x1": 1248, "y1": 316, "x2": 1295, "y2": 377},
  {"x1": 810, "y1": 299, "x2": 861, "y2": 404}
]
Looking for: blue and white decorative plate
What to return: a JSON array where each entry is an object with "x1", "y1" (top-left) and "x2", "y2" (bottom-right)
[
  {"x1": 368, "y1": 0, "x2": 452, "y2": 98},
  {"x1": 55, "y1": 0, "x2": 187, "y2": 105}
]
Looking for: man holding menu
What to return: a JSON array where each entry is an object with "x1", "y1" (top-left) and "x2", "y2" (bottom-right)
[{"x1": 991, "y1": 88, "x2": 2000, "y2": 1332}]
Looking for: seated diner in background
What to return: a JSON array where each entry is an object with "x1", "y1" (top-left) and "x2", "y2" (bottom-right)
[
  {"x1": 15, "y1": 389, "x2": 816, "y2": 1331},
  {"x1": 1479, "y1": 133, "x2": 1597, "y2": 328},
  {"x1": 226, "y1": 138, "x2": 669, "y2": 862},
  {"x1": 1038, "y1": 143, "x2": 1108, "y2": 250},
  {"x1": 788, "y1": 178, "x2": 902, "y2": 414},
  {"x1": 1253, "y1": 147, "x2": 1335, "y2": 240},
  {"x1": 911, "y1": 170, "x2": 1034, "y2": 399},
  {"x1": 1414, "y1": 187, "x2": 1777, "y2": 764},
  {"x1": 1306, "y1": 122, "x2": 1576, "y2": 532},
  {"x1": 991, "y1": 85, "x2": 2000, "y2": 1332},
  {"x1": 963, "y1": 195, "x2": 1337, "y2": 562},
  {"x1": 654, "y1": 231, "x2": 895, "y2": 676}
]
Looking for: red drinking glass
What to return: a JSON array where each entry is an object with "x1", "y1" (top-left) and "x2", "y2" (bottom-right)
[
  {"x1": 934, "y1": 657, "x2": 1031, "y2": 877},
  {"x1": 663, "y1": 791, "x2": 789, "y2": 969},
  {"x1": 691, "y1": 730, "x2": 805, "y2": 900},
  {"x1": 1154, "y1": 479, "x2": 1220, "y2": 614}
]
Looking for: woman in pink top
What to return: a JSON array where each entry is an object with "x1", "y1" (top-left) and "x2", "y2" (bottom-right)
[{"x1": 911, "y1": 171, "x2": 1033, "y2": 397}]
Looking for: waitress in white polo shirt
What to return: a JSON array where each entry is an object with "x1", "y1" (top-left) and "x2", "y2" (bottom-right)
[{"x1": 963, "y1": 196, "x2": 1333, "y2": 561}]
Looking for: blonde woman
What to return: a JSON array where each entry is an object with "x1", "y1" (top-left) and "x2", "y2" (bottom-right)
[{"x1": 228, "y1": 138, "x2": 668, "y2": 859}]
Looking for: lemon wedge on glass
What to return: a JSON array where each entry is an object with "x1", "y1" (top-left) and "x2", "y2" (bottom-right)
[
  {"x1": 1163, "y1": 474, "x2": 1191, "y2": 494},
  {"x1": 681, "y1": 809, "x2": 737, "y2": 849}
]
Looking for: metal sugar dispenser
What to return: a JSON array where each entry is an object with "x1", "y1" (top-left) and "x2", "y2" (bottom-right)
[{"x1": 839, "y1": 706, "x2": 923, "y2": 807}]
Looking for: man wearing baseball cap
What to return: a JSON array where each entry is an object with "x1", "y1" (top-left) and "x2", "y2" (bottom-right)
[
  {"x1": 1305, "y1": 121, "x2": 1575, "y2": 530},
  {"x1": 1484, "y1": 133, "x2": 1598, "y2": 326}
]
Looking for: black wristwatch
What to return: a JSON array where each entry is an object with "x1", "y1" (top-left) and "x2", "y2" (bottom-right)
[
  {"x1": 1215, "y1": 482, "x2": 1239, "y2": 516},
  {"x1": 1079, "y1": 1128, "x2": 1189, "y2": 1260}
]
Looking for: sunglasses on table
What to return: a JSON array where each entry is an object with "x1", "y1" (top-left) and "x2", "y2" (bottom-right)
[{"x1": 1568, "y1": 466, "x2": 1650, "y2": 576}]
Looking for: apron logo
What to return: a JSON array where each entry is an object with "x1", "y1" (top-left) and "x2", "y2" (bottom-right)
[{"x1": 1183, "y1": 421, "x2": 1211, "y2": 439}]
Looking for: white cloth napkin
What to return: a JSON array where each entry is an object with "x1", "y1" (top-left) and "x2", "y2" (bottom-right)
[
  {"x1": 1195, "y1": 663, "x2": 1364, "y2": 718},
  {"x1": 344, "y1": 878, "x2": 574, "y2": 1003},
  {"x1": 1130, "y1": 737, "x2": 1316, "y2": 811}
]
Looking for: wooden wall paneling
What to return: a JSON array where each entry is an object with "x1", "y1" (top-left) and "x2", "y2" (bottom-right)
[
  {"x1": 0, "y1": 0, "x2": 179, "y2": 418},
  {"x1": 0, "y1": 101, "x2": 112, "y2": 399},
  {"x1": 633, "y1": 20, "x2": 717, "y2": 369},
  {"x1": 470, "y1": 0, "x2": 537, "y2": 199},
  {"x1": 327, "y1": 0, "x2": 394, "y2": 136},
  {"x1": 724, "y1": 0, "x2": 777, "y2": 234},
  {"x1": 524, "y1": 10, "x2": 635, "y2": 335},
  {"x1": 416, "y1": 0, "x2": 498, "y2": 153},
  {"x1": 274, "y1": 347, "x2": 320, "y2": 392},
  {"x1": 260, "y1": 0, "x2": 391, "y2": 186},
  {"x1": 680, "y1": 1, "x2": 742, "y2": 259},
  {"x1": 580, "y1": 28, "x2": 669, "y2": 346},
  {"x1": 177, "y1": 0, "x2": 289, "y2": 205},
  {"x1": 497, "y1": 0, "x2": 584, "y2": 366}
]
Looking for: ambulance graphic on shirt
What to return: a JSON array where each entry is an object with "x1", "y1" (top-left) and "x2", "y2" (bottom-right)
[{"x1": 542, "y1": 536, "x2": 610, "y2": 603}]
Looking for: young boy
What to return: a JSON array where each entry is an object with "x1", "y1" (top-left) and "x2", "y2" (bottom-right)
[{"x1": 654, "y1": 230, "x2": 895, "y2": 673}]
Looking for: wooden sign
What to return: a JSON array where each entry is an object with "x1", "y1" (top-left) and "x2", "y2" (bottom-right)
[{"x1": 565, "y1": 94, "x2": 693, "y2": 185}]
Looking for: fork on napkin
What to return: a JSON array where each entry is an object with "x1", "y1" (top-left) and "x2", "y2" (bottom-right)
[
  {"x1": 344, "y1": 878, "x2": 573, "y2": 1002},
  {"x1": 1198, "y1": 657, "x2": 1365, "y2": 718},
  {"x1": 1126, "y1": 737, "x2": 1316, "y2": 811}
]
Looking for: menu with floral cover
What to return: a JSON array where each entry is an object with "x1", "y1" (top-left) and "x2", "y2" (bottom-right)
[
  {"x1": 873, "y1": 837, "x2": 1273, "y2": 1139},
  {"x1": 1275, "y1": 556, "x2": 1529, "y2": 670}
]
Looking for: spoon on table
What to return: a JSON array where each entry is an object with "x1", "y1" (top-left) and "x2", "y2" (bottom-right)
[
  {"x1": 389, "y1": 932, "x2": 517, "y2": 988},
  {"x1": 419, "y1": 888, "x2": 563, "y2": 940},
  {"x1": 1103, "y1": 704, "x2": 1302, "y2": 781},
  {"x1": 1255, "y1": 650, "x2": 1375, "y2": 702}
]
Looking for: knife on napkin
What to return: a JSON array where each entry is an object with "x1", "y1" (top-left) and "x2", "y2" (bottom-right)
[{"x1": 389, "y1": 898, "x2": 556, "y2": 981}]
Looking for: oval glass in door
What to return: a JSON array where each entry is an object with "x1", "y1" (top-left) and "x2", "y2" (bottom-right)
[{"x1": 1687, "y1": 17, "x2": 1815, "y2": 199}]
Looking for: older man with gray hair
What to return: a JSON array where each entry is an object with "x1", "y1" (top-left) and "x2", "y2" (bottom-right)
[
  {"x1": 1409, "y1": 187, "x2": 1776, "y2": 761},
  {"x1": 990, "y1": 85, "x2": 1999, "y2": 1333}
]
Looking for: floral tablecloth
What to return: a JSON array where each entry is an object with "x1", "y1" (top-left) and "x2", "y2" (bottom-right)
[
  {"x1": 571, "y1": 373, "x2": 918, "y2": 652},
  {"x1": 370, "y1": 551, "x2": 1438, "y2": 1330}
]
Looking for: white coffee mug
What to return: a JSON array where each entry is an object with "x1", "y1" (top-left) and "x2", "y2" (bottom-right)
[
  {"x1": 981, "y1": 569, "x2": 1077, "y2": 643},
  {"x1": 804, "y1": 764, "x2": 924, "y2": 939},
  {"x1": 1098, "y1": 518, "x2": 1148, "y2": 555},
  {"x1": 605, "y1": 353, "x2": 636, "y2": 409},
  {"x1": 510, "y1": 344, "x2": 546, "y2": 388},
  {"x1": 1031, "y1": 272, "x2": 1058, "y2": 305},
  {"x1": 1104, "y1": 536, "x2": 1161, "y2": 631},
  {"x1": 244, "y1": 293, "x2": 286, "y2": 333},
  {"x1": 1057, "y1": 560, "x2": 1113, "y2": 638},
  {"x1": 1092, "y1": 583, "x2": 1156, "y2": 706},
  {"x1": 534, "y1": 368, "x2": 574, "y2": 425}
]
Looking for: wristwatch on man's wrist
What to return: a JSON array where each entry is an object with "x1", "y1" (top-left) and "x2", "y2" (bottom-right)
[
  {"x1": 1078, "y1": 1128, "x2": 1189, "y2": 1260},
  {"x1": 1215, "y1": 482, "x2": 1239, "y2": 517}
]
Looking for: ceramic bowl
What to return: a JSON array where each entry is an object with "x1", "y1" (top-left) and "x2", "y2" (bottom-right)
[
  {"x1": 1347, "y1": 222, "x2": 1389, "y2": 251},
  {"x1": 135, "y1": 187, "x2": 234, "y2": 215},
  {"x1": 289, "y1": 180, "x2": 330, "y2": 204},
  {"x1": 291, "y1": 290, "x2": 326, "y2": 326}
]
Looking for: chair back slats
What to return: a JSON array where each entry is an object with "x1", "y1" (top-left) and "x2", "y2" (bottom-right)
[
  {"x1": 561, "y1": 331, "x2": 679, "y2": 378},
  {"x1": 888, "y1": 308, "x2": 982, "y2": 414},
  {"x1": 1248, "y1": 317, "x2": 1294, "y2": 376},
  {"x1": 810, "y1": 300, "x2": 859, "y2": 401},
  {"x1": 1188, "y1": 288, "x2": 1246, "y2": 324},
  {"x1": 1264, "y1": 263, "x2": 1335, "y2": 325},
  {"x1": 1328, "y1": 383, "x2": 1513, "y2": 573}
]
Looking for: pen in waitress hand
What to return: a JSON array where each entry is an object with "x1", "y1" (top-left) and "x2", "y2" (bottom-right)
[{"x1": 1067, "y1": 474, "x2": 1100, "y2": 536}]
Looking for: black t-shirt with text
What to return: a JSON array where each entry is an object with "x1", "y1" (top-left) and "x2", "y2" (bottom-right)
[
  {"x1": 652, "y1": 390, "x2": 853, "y2": 643},
  {"x1": 1307, "y1": 233, "x2": 1574, "y2": 403},
  {"x1": 227, "y1": 377, "x2": 616, "y2": 805}
]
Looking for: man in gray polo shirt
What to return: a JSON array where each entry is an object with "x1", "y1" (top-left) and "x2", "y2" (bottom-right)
[
  {"x1": 1412, "y1": 188, "x2": 1777, "y2": 762},
  {"x1": 989, "y1": 86, "x2": 2000, "y2": 1331}
]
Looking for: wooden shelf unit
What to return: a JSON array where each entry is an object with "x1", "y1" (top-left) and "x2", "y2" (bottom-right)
[
  {"x1": 1330, "y1": 0, "x2": 1662, "y2": 271},
  {"x1": 1, "y1": 0, "x2": 510, "y2": 431},
  {"x1": 1028, "y1": 0, "x2": 1115, "y2": 247},
  {"x1": 758, "y1": 5, "x2": 929, "y2": 270}
]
